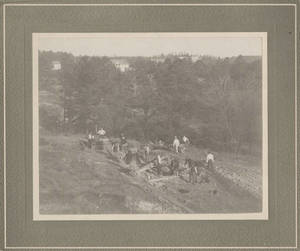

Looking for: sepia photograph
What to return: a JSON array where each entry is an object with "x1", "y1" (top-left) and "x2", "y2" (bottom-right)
[
  {"x1": 3, "y1": 2, "x2": 298, "y2": 249},
  {"x1": 32, "y1": 33, "x2": 268, "y2": 220}
]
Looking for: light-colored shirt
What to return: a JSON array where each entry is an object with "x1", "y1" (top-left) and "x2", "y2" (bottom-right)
[
  {"x1": 98, "y1": 129, "x2": 106, "y2": 136},
  {"x1": 206, "y1": 153, "x2": 214, "y2": 163},
  {"x1": 157, "y1": 155, "x2": 162, "y2": 164},
  {"x1": 145, "y1": 146, "x2": 150, "y2": 154},
  {"x1": 173, "y1": 138, "x2": 180, "y2": 147},
  {"x1": 182, "y1": 136, "x2": 189, "y2": 143}
]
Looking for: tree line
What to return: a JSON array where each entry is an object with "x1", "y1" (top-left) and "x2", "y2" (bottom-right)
[{"x1": 39, "y1": 51, "x2": 262, "y2": 156}]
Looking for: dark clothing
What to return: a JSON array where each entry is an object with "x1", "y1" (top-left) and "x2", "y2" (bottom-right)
[
  {"x1": 124, "y1": 151, "x2": 133, "y2": 165},
  {"x1": 120, "y1": 136, "x2": 127, "y2": 151},
  {"x1": 87, "y1": 139, "x2": 92, "y2": 149},
  {"x1": 189, "y1": 171, "x2": 197, "y2": 184},
  {"x1": 155, "y1": 158, "x2": 162, "y2": 175},
  {"x1": 170, "y1": 159, "x2": 179, "y2": 175},
  {"x1": 189, "y1": 165, "x2": 198, "y2": 184},
  {"x1": 157, "y1": 164, "x2": 162, "y2": 175},
  {"x1": 136, "y1": 152, "x2": 145, "y2": 165},
  {"x1": 208, "y1": 159, "x2": 214, "y2": 169},
  {"x1": 120, "y1": 136, "x2": 127, "y2": 145},
  {"x1": 185, "y1": 158, "x2": 198, "y2": 184},
  {"x1": 112, "y1": 143, "x2": 118, "y2": 152}
]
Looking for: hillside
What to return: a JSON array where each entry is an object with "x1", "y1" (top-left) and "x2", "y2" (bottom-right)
[{"x1": 39, "y1": 133, "x2": 262, "y2": 214}]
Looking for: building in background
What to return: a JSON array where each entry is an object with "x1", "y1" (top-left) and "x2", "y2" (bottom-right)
[
  {"x1": 52, "y1": 61, "x2": 61, "y2": 70},
  {"x1": 151, "y1": 56, "x2": 165, "y2": 63},
  {"x1": 111, "y1": 58, "x2": 131, "y2": 72}
]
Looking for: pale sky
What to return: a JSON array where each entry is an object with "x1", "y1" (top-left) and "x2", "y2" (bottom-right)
[{"x1": 37, "y1": 34, "x2": 262, "y2": 58}]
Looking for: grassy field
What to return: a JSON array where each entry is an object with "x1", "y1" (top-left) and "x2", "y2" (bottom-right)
[{"x1": 39, "y1": 133, "x2": 262, "y2": 214}]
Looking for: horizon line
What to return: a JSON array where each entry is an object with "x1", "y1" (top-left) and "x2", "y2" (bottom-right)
[{"x1": 38, "y1": 49, "x2": 262, "y2": 59}]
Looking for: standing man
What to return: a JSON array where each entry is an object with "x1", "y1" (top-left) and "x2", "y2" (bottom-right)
[
  {"x1": 112, "y1": 141, "x2": 120, "y2": 152},
  {"x1": 87, "y1": 132, "x2": 93, "y2": 149},
  {"x1": 170, "y1": 158, "x2": 180, "y2": 176},
  {"x1": 186, "y1": 158, "x2": 197, "y2": 184},
  {"x1": 119, "y1": 133, "x2": 127, "y2": 151},
  {"x1": 173, "y1": 136, "x2": 180, "y2": 153},
  {"x1": 206, "y1": 151, "x2": 215, "y2": 169},
  {"x1": 124, "y1": 149, "x2": 133, "y2": 165},
  {"x1": 182, "y1": 135, "x2": 190, "y2": 145},
  {"x1": 144, "y1": 144, "x2": 151, "y2": 162}
]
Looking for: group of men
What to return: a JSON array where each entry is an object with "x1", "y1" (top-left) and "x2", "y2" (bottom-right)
[
  {"x1": 86, "y1": 129, "x2": 215, "y2": 185},
  {"x1": 172, "y1": 135, "x2": 190, "y2": 153},
  {"x1": 152, "y1": 143, "x2": 215, "y2": 182},
  {"x1": 111, "y1": 133, "x2": 128, "y2": 153},
  {"x1": 87, "y1": 128, "x2": 107, "y2": 149}
]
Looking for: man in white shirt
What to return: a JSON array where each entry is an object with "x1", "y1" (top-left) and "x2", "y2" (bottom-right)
[
  {"x1": 173, "y1": 136, "x2": 180, "y2": 153},
  {"x1": 87, "y1": 132, "x2": 94, "y2": 149},
  {"x1": 97, "y1": 128, "x2": 106, "y2": 136},
  {"x1": 182, "y1": 135, "x2": 190, "y2": 145},
  {"x1": 206, "y1": 152, "x2": 214, "y2": 169}
]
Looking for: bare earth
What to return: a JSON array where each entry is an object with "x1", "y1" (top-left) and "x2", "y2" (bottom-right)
[{"x1": 39, "y1": 134, "x2": 262, "y2": 214}]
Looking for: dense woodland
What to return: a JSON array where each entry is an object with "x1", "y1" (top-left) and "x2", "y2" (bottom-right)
[{"x1": 39, "y1": 51, "x2": 262, "y2": 156}]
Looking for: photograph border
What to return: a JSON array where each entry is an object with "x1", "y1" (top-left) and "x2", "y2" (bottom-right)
[{"x1": 2, "y1": 2, "x2": 297, "y2": 249}]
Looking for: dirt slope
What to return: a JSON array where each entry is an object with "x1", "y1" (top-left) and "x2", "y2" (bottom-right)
[{"x1": 39, "y1": 134, "x2": 262, "y2": 214}]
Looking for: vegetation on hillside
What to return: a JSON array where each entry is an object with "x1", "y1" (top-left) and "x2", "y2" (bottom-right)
[{"x1": 39, "y1": 51, "x2": 262, "y2": 156}]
